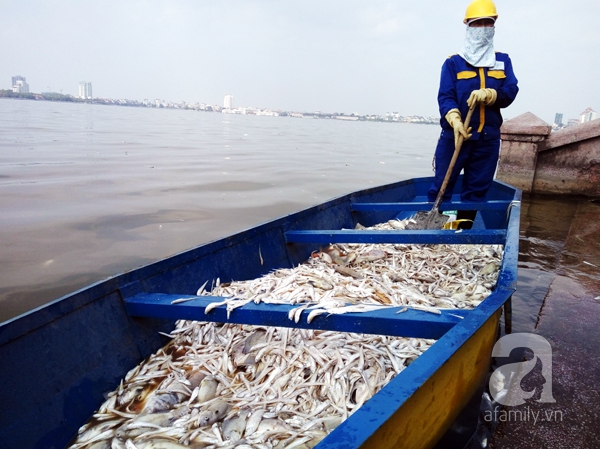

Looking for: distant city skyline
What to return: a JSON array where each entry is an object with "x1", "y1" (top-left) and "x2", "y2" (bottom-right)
[
  {"x1": 4, "y1": 1, "x2": 600, "y2": 126},
  {"x1": 5, "y1": 74, "x2": 597, "y2": 130},
  {"x1": 11, "y1": 75, "x2": 29, "y2": 94},
  {"x1": 78, "y1": 81, "x2": 92, "y2": 100},
  {"x1": 579, "y1": 107, "x2": 597, "y2": 123},
  {"x1": 224, "y1": 94, "x2": 234, "y2": 109}
]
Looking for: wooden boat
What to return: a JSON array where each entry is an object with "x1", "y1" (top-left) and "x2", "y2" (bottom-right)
[{"x1": 0, "y1": 175, "x2": 521, "y2": 449}]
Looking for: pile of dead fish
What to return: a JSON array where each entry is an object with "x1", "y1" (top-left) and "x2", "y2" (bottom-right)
[
  {"x1": 201, "y1": 218, "x2": 504, "y2": 320},
  {"x1": 68, "y1": 322, "x2": 434, "y2": 449},
  {"x1": 69, "y1": 217, "x2": 502, "y2": 449}
]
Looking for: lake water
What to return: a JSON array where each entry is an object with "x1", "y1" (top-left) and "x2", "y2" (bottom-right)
[{"x1": 0, "y1": 99, "x2": 439, "y2": 322}]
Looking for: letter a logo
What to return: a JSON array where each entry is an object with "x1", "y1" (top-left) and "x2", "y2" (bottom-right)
[{"x1": 489, "y1": 333, "x2": 556, "y2": 406}]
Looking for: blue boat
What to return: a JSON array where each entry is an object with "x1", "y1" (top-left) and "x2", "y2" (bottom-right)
[{"x1": 0, "y1": 176, "x2": 521, "y2": 449}]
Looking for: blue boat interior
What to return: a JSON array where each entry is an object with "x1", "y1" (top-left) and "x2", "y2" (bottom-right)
[{"x1": 0, "y1": 176, "x2": 521, "y2": 449}]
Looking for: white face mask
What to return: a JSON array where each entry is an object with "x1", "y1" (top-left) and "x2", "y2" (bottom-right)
[{"x1": 459, "y1": 25, "x2": 496, "y2": 67}]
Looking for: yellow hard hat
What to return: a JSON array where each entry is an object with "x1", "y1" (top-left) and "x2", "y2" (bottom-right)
[{"x1": 464, "y1": 0, "x2": 498, "y2": 24}]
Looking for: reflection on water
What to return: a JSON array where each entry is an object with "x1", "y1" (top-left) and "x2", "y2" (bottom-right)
[
  {"x1": 512, "y1": 193, "x2": 600, "y2": 333},
  {"x1": 518, "y1": 194, "x2": 574, "y2": 271}
]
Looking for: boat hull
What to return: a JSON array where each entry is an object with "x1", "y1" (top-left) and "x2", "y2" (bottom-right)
[
  {"x1": 358, "y1": 311, "x2": 500, "y2": 449},
  {"x1": 0, "y1": 176, "x2": 521, "y2": 449}
]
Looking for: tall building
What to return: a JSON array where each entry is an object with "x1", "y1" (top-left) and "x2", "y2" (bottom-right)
[
  {"x1": 579, "y1": 107, "x2": 597, "y2": 123},
  {"x1": 79, "y1": 82, "x2": 93, "y2": 99},
  {"x1": 553, "y1": 113, "x2": 563, "y2": 127},
  {"x1": 12, "y1": 75, "x2": 29, "y2": 93},
  {"x1": 224, "y1": 94, "x2": 234, "y2": 109}
]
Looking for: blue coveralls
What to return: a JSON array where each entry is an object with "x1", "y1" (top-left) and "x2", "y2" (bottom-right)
[{"x1": 427, "y1": 52, "x2": 519, "y2": 202}]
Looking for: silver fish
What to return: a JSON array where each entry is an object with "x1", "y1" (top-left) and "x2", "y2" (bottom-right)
[
  {"x1": 141, "y1": 392, "x2": 180, "y2": 414},
  {"x1": 244, "y1": 408, "x2": 265, "y2": 435},
  {"x1": 243, "y1": 329, "x2": 267, "y2": 354},
  {"x1": 222, "y1": 409, "x2": 249, "y2": 442},
  {"x1": 196, "y1": 376, "x2": 219, "y2": 403},
  {"x1": 196, "y1": 400, "x2": 231, "y2": 427}
]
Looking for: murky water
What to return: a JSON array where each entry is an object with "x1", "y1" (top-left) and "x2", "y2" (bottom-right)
[
  {"x1": 0, "y1": 99, "x2": 439, "y2": 322},
  {"x1": 1, "y1": 99, "x2": 597, "y2": 328},
  {"x1": 512, "y1": 193, "x2": 600, "y2": 334}
]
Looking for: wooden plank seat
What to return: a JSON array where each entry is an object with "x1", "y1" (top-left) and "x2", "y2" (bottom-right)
[{"x1": 123, "y1": 292, "x2": 471, "y2": 340}]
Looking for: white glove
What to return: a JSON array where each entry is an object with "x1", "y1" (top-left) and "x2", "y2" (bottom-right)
[
  {"x1": 467, "y1": 88, "x2": 497, "y2": 108},
  {"x1": 445, "y1": 108, "x2": 472, "y2": 146}
]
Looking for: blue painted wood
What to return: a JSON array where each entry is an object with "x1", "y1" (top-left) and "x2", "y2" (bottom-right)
[
  {"x1": 124, "y1": 292, "x2": 469, "y2": 340},
  {"x1": 496, "y1": 200, "x2": 521, "y2": 291},
  {"x1": 350, "y1": 200, "x2": 513, "y2": 211},
  {"x1": 284, "y1": 229, "x2": 506, "y2": 244}
]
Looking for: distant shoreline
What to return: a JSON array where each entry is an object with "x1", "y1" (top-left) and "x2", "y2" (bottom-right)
[{"x1": 0, "y1": 90, "x2": 439, "y2": 125}]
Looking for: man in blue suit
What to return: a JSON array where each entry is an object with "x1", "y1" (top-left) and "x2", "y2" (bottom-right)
[{"x1": 428, "y1": 0, "x2": 519, "y2": 225}]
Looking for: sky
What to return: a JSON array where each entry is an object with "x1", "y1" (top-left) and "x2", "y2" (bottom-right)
[{"x1": 2, "y1": 0, "x2": 599, "y2": 124}]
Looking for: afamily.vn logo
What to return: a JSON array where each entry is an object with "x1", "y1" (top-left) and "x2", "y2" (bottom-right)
[{"x1": 489, "y1": 333, "x2": 556, "y2": 407}]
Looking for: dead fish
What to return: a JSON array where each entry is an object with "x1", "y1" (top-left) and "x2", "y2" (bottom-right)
[
  {"x1": 289, "y1": 303, "x2": 310, "y2": 324},
  {"x1": 186, "y1": 370, "x2": 207, "y2": 389},
  {"x1": 324, "y1": 246, "x2": 346, "y2": 265},
  {"x1": 480, "y1": 262, "x2": 499, "y2": 276},
  {"x1": 243, "y1": 329, "x2": 267, "y2": 354},
  {"x1": 141, "y1": 391, "x2": 180, "y2": 414},
  {"x1": 134, "y1": 441, "x2": 192, "y2": 449},
  {"x1": 272, "y1": 372, "x2": 292, "y2": 391},
  {"x1": 373, "y1": 290, "x2": 392, "y2": 305},
  {"x1": 69, "y1": 429, "x2": 115, "y2": 448},
  {"x1": 222, "y1": 410, "x2": 249, "y2": 442},
  {"x1": 74, "y1": 419, "x2": 122, "y2": 444},
  {"x1": 197, "y1": 400, "x2": 231, "y2": 427},
  {"x1": 356, "y1": 249, "x2": 387, "y2": 263},
  {"x1": 344, "y1": 251, "x2": 359, "y2": 265},
  {"x1": 244, "y1": 408, "x2": 265, "y2": 435},
  {"x1": 254, "y1": 418, "x2": 293, "y2": 437},
  {"x1": 326, "y1": 304, "x2": 386, "y2": 315},
  {"x1": 275, "y1": 432, "x2": 327, "y2": 449},
  {"x1": 311, "y1": 250, "x2": 333, "y2": 264},
  {"x1": 239, "y1": 353, "x2": 257, "y2": 367},
  {"x1": 351, "y1": 382, "x2": 371, "y2": 409},
  {"x1": 332, "y1": 264, "x2": 363, "y2": 279},
  {"x1": 315, "y1": 416, "x2": 343, "y2": 432},
  {"x1": 306, "y1": 308, "x2": 328, "y2": 323},
  {"x1": 117, "y1": 406, "x2": 189, "y2": 439},
  {"x1": 111, "y1": 438, "x2": 128, "y2": 449},
  {"x1": 117, "y1": 385, "x2": 146, "y2": 407},
  {"x1": 232, "y1": 343, "x2": 251, "y2": 366},
  {"x1": 305, "y1": 275, "x2": 334, "y2": 290},
  {"x1": 255, "y1": 419, "x2": 293, "y2": 435},
  {"x1": 86, "y1": 439, "x2": 113, "y2": 449},
  {"x1": 204, "y1": 299, "x2": 228, "y2": 313},
  {"x1": 196, "y1": 376, "x2": 219, "y2": 403}
]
